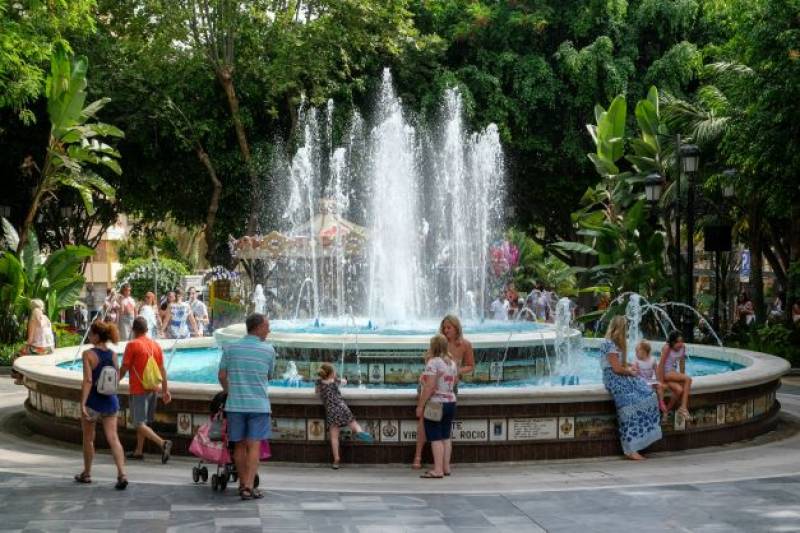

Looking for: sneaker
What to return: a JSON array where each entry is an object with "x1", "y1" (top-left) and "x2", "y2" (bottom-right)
[
  {"x1": 161, "y1": 440, "x2": 173, "y2": 464},
  {"x1": 125, "y1": 451, "x2": 144, "y2": 460},
  {"x1": 354, "y1": 431, "x2": 374, "y2": 443}
]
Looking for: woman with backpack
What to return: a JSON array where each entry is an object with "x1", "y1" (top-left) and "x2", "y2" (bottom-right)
[{"x1": 76, "y1": 321, "x2": 128, "y2": 489}]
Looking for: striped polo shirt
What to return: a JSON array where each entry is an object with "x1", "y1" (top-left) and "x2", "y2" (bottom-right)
[{"x1": 219, "y1": 334, "x2": 275, "y2": 413}]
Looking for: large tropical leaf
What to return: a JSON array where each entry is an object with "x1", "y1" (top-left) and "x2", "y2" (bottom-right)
[
  {"x1": 550, "y1": 241, "x2": 598, "y2": 255},
  {"x1": 1, "y1": 217, "x2": 19, "y2": 251},
  {"x1": 47, "y1": 49, "x2": 89, "y2": 135},
  {"x1": 44, "y1": 245, "x2": 93, "y2": 287},
  {"x1": 53, "y1": 277, "x2": 86, "y2": 311},
  {"x1": 20, "y1": 230, "x2": 41, "y2": 287}
]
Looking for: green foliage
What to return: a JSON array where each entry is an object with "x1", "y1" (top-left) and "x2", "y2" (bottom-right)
[
  {"x1": 116, "y1": 257, "x2": 189, "y2": 300},
  {"x1": 737, "y1": 323, "x2": 800, "y2": 367},
  {"x1": 53, "y1": 322, "x2": 81, "y2": 348},
  {"x1": 506, "y1": 228, "x2": 576, "y2": 295},
  {"x1": 559, "y1": 88, "x2": 669, "y2": 298},
  {"x1": 0, "y1": 0, "x2": 96, "y2": 124},
  {"x1": 210, "y1": 298, "x2": 246, "y2": 329},
  {"x1": 0, "y1": 342, "x2": 25, "y2": 367},
  {"x1": 0, "y1": 230, "x2": 91, "y2": 343}
]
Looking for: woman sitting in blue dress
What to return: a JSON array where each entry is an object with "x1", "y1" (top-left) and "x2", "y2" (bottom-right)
[{"x1": 601, "y1": 316, "x2": 662, "y2": 460}]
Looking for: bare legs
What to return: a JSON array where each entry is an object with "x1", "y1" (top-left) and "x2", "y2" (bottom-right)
[
  {"x1": 134, "y1": 423, "x2": 164, "y2": 455},
  {"x1": 80, "y1": 417, "x2": 95, "y2": 476},
  {"x1": 233, "y1": 440, "x2": 260, "y2": 490},
  {"x1": 329, "y1": 426, "x2": 341, "y2": 464},
  {"x1": 80, "y1": 416, "x2": 127, "y2": 480},
  {"x1": 428, "y1": 438, "x2": 452, "y2": 476},
  {"x1": 413, "y1": 418, "x2": 425, "y2": 468},
  {"x1": 102, "y1": 416, "x2": 127, "y2": 480},
  {"x1": 329, "y1": 421, "x2": 367, "y2": 465},
  {"x1": 665, "y1": 372, "x2": 693, "y2": 411}
]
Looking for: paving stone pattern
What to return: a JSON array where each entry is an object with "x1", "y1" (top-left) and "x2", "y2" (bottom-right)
[{"x1": 1, "y1": 471, "x2": 800, "y2": 532}]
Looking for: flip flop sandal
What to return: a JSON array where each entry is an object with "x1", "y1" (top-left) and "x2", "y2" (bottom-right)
[
  {"x1": 240, "y1": 488, "x2": 254, "y2": 501},
  {"x1": 411, "y1": 457, "x2": 423, "y2": 470},
  {"x1": 161, "y1": 440, "x2": 173, "y2": 464},
  {"x1": 115, "y1": 476, "x2": 128, "y2": 490},
  {"x1": 74, "y1": 472, "x2": 92, "y2": 484},
  {"x1": 443, "y1": 472, "x2": 451, "y2": 476},
  {"x1": 252, "y1": 488, "x2": 264, "y2": 499},
  {"x1": 420, "y1": 472, "x2": 444, "y2": 479},
  {"x1": 331, "y1": 462, "x2": 340, "y2": 470}
]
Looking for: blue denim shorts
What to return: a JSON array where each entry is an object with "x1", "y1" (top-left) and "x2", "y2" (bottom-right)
[{"x1": 227, "y1": 411, "x2": 271, "y2": 442}]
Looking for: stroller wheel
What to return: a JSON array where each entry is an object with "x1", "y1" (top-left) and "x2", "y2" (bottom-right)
[
  {"x1": 200, "y1": 467, "x2": 209, "y2": 482},
  {"x1": 254, "y1": 474, "x2": 260, "y2": 488},
  {"x1": 211, "y1": 473, "x2": 219, "y2": 491},
  {"x1": 192, "y1": 466, "x2": 200, "y2": 483},
  {"x1": 219, "y1": 473, "x2": 228, "y2": 491}
]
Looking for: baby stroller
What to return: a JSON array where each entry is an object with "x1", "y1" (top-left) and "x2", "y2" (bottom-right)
[{"x1": 189, "y1": 392, "x2": 265, "y2": 492}]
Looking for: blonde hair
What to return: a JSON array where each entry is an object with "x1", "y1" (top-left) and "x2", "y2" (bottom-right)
[
  {"x1": 439, "y1": 314, "x2": 463, "y2": 340},
  {"x1": 29, "y1": 299, "x2": 45, "y2": 311},
  {"x1": 428, "y1": 334, "x2": 452, "y2": 363},
  {"x1": 317, "y1": 362, "x2": 335, "y2": 380},
  {"x1": 637, "y1": 340, "x2": 651, "y2": 355},
  {"x1": 605, "y1": 315, "x2": 628, "y2": 365}
]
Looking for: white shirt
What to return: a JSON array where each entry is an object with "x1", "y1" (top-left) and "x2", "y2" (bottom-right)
[
  {"x1": 190, "y1": 299, "x2": 208, "y2": 334},
  {"x1": 490, "y1": 298, "x2": 509, "y2": 321}
]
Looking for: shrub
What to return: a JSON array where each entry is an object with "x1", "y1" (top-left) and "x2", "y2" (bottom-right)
[
  {"x1": 116, "y1": 257, "x2": 189, "y2": 300},
  {"x1": 53, "y1": 323, "x2": 82, "y2": 348},
  {"x1": 0, "y1": 342, "x2": 24, "y2": 366},
  {"x1": 737, "y1": 323, "x2": 800, "y2": 367}
]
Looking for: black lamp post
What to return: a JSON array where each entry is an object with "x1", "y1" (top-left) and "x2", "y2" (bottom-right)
[
  {"x1": 645, "y1": 172, "x2": 665, "y2": 205},
  {"x1": 678, "y1": 142, "x2": 700, "y2": 340}
]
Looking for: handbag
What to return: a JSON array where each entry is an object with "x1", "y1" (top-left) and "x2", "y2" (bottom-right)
[
  {"x1": 423, "y1": 401, "x2": 443, "y2": 422},
  {"x1": 208, "y1": 413, "x2": 226, "y2": 442}
]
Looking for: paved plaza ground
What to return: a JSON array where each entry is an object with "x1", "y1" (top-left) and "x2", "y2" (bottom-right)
[{"x1": 1, "y1": 376, "x2": 799, "y2": 532}]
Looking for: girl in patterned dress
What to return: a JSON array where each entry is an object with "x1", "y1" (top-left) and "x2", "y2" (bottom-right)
[
  {"x1": 600, "y1": 316, "x2": 662, "y2": 460},
  {"x1": 316, "y1": 363, "x2": 373, "y2": 469}
]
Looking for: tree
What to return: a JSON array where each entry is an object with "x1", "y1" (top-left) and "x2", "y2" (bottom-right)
[
  {"x1": 0, "y1": 0, "x2": 96, "y2": 125},
  {"x1": 17, "y1": 46, "x2": 123, "y2": 253}
]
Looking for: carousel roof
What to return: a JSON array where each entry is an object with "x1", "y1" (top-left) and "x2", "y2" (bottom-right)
[{"x1": 231, "y1": 202, "x2": 367, "y2": 260}]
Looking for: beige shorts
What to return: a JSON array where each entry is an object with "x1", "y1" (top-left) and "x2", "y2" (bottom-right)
[{"x1": 85, "y1": 407, "x2": 118, "y2": 422}]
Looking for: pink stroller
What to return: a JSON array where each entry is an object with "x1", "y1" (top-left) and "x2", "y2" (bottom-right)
[{"x1": 189, "y1": 392, "x2": 270, "y2": 492}]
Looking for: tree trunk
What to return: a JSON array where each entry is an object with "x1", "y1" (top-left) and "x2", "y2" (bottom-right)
[
  {"x1": 196, "y1": 145, "x2": 223, "y2": 263},
  {"x1": 215, "y1": 64, "x2": 259, "y2": 235},
  {"x1": 749, "y1": 202, "x2": 766, "y2": 324},
  {"x1": 17, "y1": 186, "x2": 44, "y2": 254}
]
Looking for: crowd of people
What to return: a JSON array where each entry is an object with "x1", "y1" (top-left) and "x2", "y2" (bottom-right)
[
  {"x1": 102, "y1": 284, "x2": 209, "y2": 341},
  {"x1": 490, "y1": 282, "x2": 559, "y2": 321}
]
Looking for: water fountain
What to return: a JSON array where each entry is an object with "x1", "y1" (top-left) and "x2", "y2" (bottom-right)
[{"x1": 15, "y1": 72, "x2": 789, "y2": 463}]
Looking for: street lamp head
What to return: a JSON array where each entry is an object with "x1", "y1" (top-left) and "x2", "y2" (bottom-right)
[
  {"x1": 644, "y1": 173, "x2": 664, "y2": 204},
  {"x1": 680, "y1": 144, "x2": 701, "y2": 173},
  {"x1": 722, "y1": 169, "x2": 737, "y2": 198},
  {"x1": 0, "y1": 205, "x2": 10, "y2": 218}
]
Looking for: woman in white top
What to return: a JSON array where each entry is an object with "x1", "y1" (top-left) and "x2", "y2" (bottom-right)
[
  {"x1": 24, "y1": 299, "x2": 55, "y2": 354},
  {"x1": 137, "y1": 291, "x2": 160, "y2": 338},
  {"x1": 415, "y1": 334, "x2": 458, "y2": 478}
]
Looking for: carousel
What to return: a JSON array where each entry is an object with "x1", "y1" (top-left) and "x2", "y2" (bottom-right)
[{"x1": 228, "y1": 199, "x2": 368, "y2": 318}]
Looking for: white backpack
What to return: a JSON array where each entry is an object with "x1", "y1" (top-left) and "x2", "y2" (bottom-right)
[{"x1": 96, "y1": 364, "x2": 119, "y2": 395}]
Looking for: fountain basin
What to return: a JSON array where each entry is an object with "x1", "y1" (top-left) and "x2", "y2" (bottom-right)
[{"x1": 13, "y1": 332, "x2": 789, "y2": 462}]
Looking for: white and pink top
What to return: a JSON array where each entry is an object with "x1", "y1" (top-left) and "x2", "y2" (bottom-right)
[{"x1": 422, "y1": 356, "x2": 458, "y2": 403}]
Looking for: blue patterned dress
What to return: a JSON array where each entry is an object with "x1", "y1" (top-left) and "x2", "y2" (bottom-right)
[{"x1": 600, "y1": 339, "x2": 662, "y2": 454}]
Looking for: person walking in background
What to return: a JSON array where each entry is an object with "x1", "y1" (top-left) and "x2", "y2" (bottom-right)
[
  {"x1": 316, "y1": 363, "x2": 374, "y2": 469},
  {"x1": 490, "y1": 290, "x2": 509, "y2": 321},
  {"x1": 600, "y1": 316, "x2": 662, "y2": 460},
  {"x1": 138, "y1": 291, "x2": 160, "y2": 338},
  {"x1": 158, "y1": 291, "x2": 175, "y2": 335},
  {"x1": 218, "y1": 313, "x2": 275, "y2": 500},
  {"x1": 75, "y1": 321, "x2": 127, "y2": 489},
  {"x1": 416, "y1": 334, "x2": 458, "y2": 479},
  {"x1": 117, "y1": 283, "x2": 136, "y2": 341},
  {"x1": 104, "y1": 288, "x2": 120, "y2": 324},
  {"x1": 188, "y1": 287, "x2": 209, "y2": 336},
  {"x1": 119, "y1": 317, "x2": 172, "y2": 462}
]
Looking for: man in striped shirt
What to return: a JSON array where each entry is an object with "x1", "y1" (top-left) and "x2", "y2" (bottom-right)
[{"x1": 218, "y1": 313, "x2": 275, "y2": 500}]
